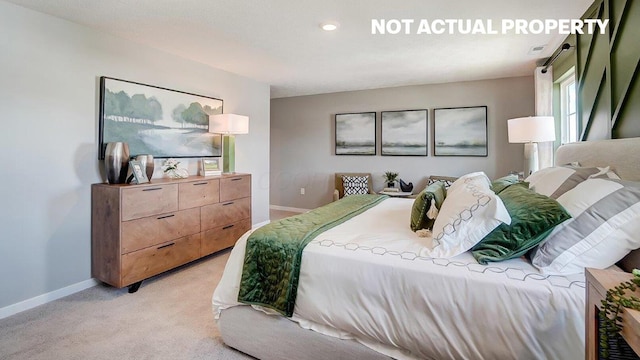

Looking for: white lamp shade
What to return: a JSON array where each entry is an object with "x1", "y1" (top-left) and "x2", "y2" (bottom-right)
[
  {"x1": 507, "y1": 116, "x2": 556, "y2": 143},
  {"x1": 209, "y1": 114, "x2": 249, "y2": 134}
]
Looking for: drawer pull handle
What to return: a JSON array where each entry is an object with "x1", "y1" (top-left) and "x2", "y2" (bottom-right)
[
  {"x1": 222, "y1": 202, "x2": 234, "y2": 206},
  {"x1": 157, "y1": 214, "x2": 175, "y2": 220},
  {"x1": 142, "y1": 187, "x2": 162, "y2": 192},
  {"x1": 193, "y1": 182, "x2": 208, "y2": 186},
  {"x1": 157, "y1": 242, "x2": 175, "y2": 250},
  {"x1": 222, "y1": 225, "x2": 235, "y2": 230},
  {"x1": 231, "y1": 178, "x2": 243, "y2": 181}
]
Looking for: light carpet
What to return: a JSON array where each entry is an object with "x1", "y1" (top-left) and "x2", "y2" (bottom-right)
[{"x1": 0, "y1": 250, "x2": 253, "y2": 360}]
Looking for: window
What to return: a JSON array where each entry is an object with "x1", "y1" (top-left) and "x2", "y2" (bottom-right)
[{"x1": 560, "y1": 71, "x2": 578, "y2": 144}]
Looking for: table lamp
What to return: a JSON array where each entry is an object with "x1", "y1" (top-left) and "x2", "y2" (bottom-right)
[
  {"x1": 209, "y1": 114, "x2": 249, "y2": 173},
  {"x1": 507, "y1": 116, "x2": 556, "y2": 177}
]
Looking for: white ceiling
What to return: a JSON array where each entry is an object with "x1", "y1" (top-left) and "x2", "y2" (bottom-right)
[{"x1": 6, "y1": 0, "x2": 593, "y2": 98}]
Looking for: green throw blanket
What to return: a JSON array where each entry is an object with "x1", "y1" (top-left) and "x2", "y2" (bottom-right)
[{"x1": 238, "y1": 194, "x2": 387, "y2": 316}]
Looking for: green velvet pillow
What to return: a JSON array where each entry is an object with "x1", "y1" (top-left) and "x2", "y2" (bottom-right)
[
  {"x1": 471, "y1": 182, "x2": 571, "y2": 264},
  {"x1": 410, "y1": 181, "x2": 446, "y2": 231},
  {"x1": 490, "y1": 174, "x2": 524, "y2": 194}
]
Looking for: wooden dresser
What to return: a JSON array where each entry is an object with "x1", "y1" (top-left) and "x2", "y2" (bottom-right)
[
  {"x1": 91, "y1": 174, "x2": 251, "y2": 292},
  {"x1": 586, "y1": 268, "x2": 640, "y2": 359}
]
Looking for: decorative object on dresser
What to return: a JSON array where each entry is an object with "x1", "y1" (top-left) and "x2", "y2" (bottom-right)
[
  {"x1": 433, "y1": 106, "x2": 488, "y2": 156},
  {"x1": 201, "y1": 158, "x2": 222, "y2": 176},
  {"x1": 335, "y1": 112, "x2": 376, "y2": 155},
  {"x1": 208, "y1": 114, "x2": 249, "y2": 174},
  {"x1": 128, "y1": 160, "x2": 149, "y2": 184},
  {"x1": 134, "y1": 154, "x2": 154, "y2": 180},
  {"x1": 98, "y1": 76, "x2": 223, "y2": 160},
  {"x1": 381, "y1": 109, "x2": 428, "y2": 156},
  {"x1": 507, "y1": 116, "x2": 556, "y2": 177},
  {"x1": 162, "y1": 158, "x2": 189, "y2": 179},
  {"x1": 104, "y1": 142, "x2": 130, "y2": 184},
  {"x1": 91, "y1": 174, "x2": 251, "y2": 293}
]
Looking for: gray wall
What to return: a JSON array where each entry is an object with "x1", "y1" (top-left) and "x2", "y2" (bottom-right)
[
  {"x1": 0, "y1": 1, "x2": 270, "y2": 310},
  {"x1": 271, "y1": 76, "x2": 534, "y2": 210}
]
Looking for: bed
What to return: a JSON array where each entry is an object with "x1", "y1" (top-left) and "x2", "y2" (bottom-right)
[{"x1": 213, "y1": 137, "x2": 640, "y2": 360}]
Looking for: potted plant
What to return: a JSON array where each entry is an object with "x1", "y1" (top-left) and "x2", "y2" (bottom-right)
[
  {"x1": 599, "y1": 268, "x2": 640, "y2": 359},
  {"x1": 383, "y1": 171, "x2": 399, "y2": 188}
]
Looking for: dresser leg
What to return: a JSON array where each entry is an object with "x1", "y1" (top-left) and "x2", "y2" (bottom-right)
[{"x1": 128, "y1": 281, "x2": 142, "y2": 293}]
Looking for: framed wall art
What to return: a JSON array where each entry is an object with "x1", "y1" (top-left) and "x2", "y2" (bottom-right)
[
  {"x1": 381, "y1": 109, "x2": 428, "y2": 156},
  {"x1": 433, "y1": 106, "x2": 488, "y2": 157},
  {"x1": 98, "y1": 76, "x2": 223, "y2": 160},
  {"x1": 335, "y1": 112, "x2": 376, "y2": 155}
]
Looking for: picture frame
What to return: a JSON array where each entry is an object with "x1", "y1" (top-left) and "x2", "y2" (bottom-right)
[
  {"x1": 381, "y1": 109, "x2": 428, "y2": 156},
  {"x1": 99, "y1": 76, "x2": 224, "y2": 160},
  {"x1": 335, "y1": 112, "x2": 376, "y2": 155},
  {"x1": 433, "y1": 106, "x2": 488, "y2": 157},
  {"x1": 200, "y1": 158, "x2": 222, "y2": 176},
  {"x1": 129, "y1": 160, "x2": 149, "y2": 184}
]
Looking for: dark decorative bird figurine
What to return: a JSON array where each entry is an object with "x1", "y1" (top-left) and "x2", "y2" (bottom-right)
[{"x1": 399, "y1": 179, "x2": 413, "y2": 193}]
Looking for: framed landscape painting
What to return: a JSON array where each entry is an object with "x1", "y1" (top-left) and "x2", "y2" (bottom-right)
[
  {"x1": 381, "y1": 109, "x2": 428, "y2": 156},
  {"x1": 434, "y1": 106, "x2": 488, "y2": 157},
  {"x1": 98, "y1": 76, "x2": 223, "y2": 159},
  {"x1": 335, "y1": 112, "x2": 376, "y2": 155}
]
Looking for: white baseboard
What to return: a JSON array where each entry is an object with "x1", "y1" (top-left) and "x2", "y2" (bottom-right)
[
  {"x1": 252, "y1": 220, "x2": 270, "y2": 229},
  {"x1": 0, "y1": 278, "x2": 98, "y2": 320},
  {"x1": 270, "y1": 205, "x2": 310, "y2": 213}
]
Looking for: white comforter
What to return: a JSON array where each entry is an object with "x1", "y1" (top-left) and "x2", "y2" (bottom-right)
[{"x1": 213, "y1": 198, "x2": 586, "y2": 360}]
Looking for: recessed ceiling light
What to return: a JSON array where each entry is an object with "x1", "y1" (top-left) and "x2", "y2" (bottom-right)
[{"x1": 321, "y1": 22, "x2": 339, "y2": 31}]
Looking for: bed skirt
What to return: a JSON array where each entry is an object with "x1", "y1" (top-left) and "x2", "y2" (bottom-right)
[{"x1": 218, "y1": 306, "x2": 391, "y2": 360}]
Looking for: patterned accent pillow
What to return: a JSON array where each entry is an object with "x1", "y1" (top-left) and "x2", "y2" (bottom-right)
[
  {"x1": 427, "y1": 175, "x2": 458, "y2": 190},
  {"x1": 342, "y1": 175, "x2": 369, "y2": 196},
  {"x1": 429, "y1": 173, "x2": 511, "y2": 258},
  {"x1": 531, "y1": 178, "x2": 640, "y2": 275},
  {"x1": 525, "y1": 165, "x2": 619, "y2": 199}
]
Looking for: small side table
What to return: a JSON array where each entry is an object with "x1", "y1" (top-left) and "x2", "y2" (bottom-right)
[
  {"x1": 379, "y1": 191, "x2": 414, "y2": 198},
  {"x1": 585, "y1": 268, "x2": 640, "y2": 360}
]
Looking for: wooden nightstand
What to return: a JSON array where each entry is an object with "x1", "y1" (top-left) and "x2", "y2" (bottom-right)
[{"x1": 585, "y1": 268, "x2": 640, "y2": 360}]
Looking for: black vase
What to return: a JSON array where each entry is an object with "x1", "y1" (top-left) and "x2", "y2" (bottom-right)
[{"x1": 399, "y1": 179, "x2": 414, "y2": 193}]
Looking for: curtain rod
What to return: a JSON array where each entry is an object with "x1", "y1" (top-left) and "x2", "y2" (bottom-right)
[{"x1": 541, "y1": 43, "x2": 573, "y2": 74}]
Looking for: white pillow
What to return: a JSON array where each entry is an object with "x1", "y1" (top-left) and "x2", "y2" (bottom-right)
[
  {"x1": 429, "y1": 174, "x2": 511, "y2": 258},
  {"x1": 526, "y1": 165, "x2": 619, "y2": 199},
  {"x1": 531, "y1": 178, "x2": 640, "y2": 275},
  {"x1": 447, "y1": 171, "x2": 491, "y2": 194}
]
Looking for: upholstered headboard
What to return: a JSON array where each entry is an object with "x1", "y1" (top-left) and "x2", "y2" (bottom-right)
[
  {"x1": 556, "y1": 137, "x2": 640, "y2": 272},
  {"x1": 555, "y1": 137, "x2": 640, "y2": 181}
]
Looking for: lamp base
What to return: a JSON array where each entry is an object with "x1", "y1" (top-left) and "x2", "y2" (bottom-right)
[
  {"x1": 523, "y1": 142, "x2": 539, "y2": 177},
  {"x1": 222, "y1": 134, "x2": 235, "y2": 174}
]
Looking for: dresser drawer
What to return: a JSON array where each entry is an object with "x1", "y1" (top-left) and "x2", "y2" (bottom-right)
[
  {"x1": 201, "y1": 219, "x2": 251, "y2": 256},
  {"x1": 121, "y1": 233, "x2": 200, "y2": 286},
  {"x1": 220, "y1": 175, "x2": 251, "y2": 202},
  {"x1": 121, "y1": 208, "x2": 200, "y2": 254},
  {"x1": 121, "y1": 184, "x2": 178, "y2": 221},
  {"x1": 201, "y1": 197, "x2": 251, "y2": 231},
  {"x1": 178, "y1": 179, "x2": 220, "y2": 209}
]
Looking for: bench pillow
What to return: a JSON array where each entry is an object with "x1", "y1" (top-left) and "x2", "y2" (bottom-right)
[{"x1": 342, "y1": 175, "x2": 370, "y2": 196}]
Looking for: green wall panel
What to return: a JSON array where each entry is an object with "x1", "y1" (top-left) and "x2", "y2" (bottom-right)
[{"x1": 554, "y1": 0, "x2": 640, "y2": 140}]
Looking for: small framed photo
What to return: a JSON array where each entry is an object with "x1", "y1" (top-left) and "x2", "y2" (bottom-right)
[
  {"x1": 129, "y1": 160, "x2": 149, "y2": 184},
  {"x1": 201, "y1": 158, "x2": 222, "y2": 176}
]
